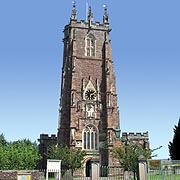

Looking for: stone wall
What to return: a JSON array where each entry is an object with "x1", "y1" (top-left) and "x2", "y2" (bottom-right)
[
  {"x1": 121, "y1": 132, "x2": 150, "y2": 150},
  {"x1": 0, "y1": 170, "x2": 42, "y2": 180}
]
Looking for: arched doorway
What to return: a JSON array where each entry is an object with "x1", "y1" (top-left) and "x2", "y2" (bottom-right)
[{"x1": 86, "y1": 160, "x2": 91, "y2": 177}]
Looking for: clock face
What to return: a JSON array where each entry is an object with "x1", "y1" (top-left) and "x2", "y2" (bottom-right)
[{"x1": 85, "y1": 89, "x2": 96, "y2": 100}]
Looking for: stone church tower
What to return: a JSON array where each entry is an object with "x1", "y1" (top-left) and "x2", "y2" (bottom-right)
[
  {"x1": 57, "y1": 3, "x2": 121, "y2": 171},
  {"x1": 38, "y1": 3, "x2": 150, "y2": 174}
]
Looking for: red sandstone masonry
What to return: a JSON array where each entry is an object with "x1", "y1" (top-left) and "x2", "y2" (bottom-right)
[{"x1": 0, "y1": 170, "x2": 41, "y2": 180}]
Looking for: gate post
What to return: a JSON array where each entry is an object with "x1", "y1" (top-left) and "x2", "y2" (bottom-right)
[
  {"x1": 138, "y1": 155, "x2": 147, "y2": 180},
  {"x1": 91, "y1": 159, "x2": 100, "y2": 180}
]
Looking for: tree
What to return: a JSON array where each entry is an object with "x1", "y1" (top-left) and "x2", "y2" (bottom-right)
[
  {"x1": 0, "y1": 134, "x2": 41, "y2": 170},
  {"x1": 169, "y1": 118, "x2": 180, "y2": 160},
  {"x1": 0, "y1": 134, "x2": 7, "y2": 145},
  {"x1": 47, "y1": 145, "x2": 86, "y2": 174},
  {"x1": 111, "y1": 142, "x2": 151, "y2": 180}
]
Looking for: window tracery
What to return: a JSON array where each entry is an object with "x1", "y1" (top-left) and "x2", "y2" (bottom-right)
[
  {"x1": 85, "y1": 34, "x2": 96, "y2": 57},
  {"x1": 83, "y1": 125, "x2": 98, "y2": 150}
]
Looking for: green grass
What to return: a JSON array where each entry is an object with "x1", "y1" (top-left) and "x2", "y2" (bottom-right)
[
  {"x1": 117, "y1": 178, "x2": 136, "y2": 180},
  {"x1": 148, "y1": 174, "x2": 180, "y2": 180}
]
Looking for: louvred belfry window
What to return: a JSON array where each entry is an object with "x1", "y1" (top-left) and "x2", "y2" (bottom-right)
[{"x1": 85, "y1": 34, "x2": 96, "y2": 57}]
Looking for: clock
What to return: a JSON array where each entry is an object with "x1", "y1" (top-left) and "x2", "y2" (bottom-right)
[{"x1": 85, "y1": 89, "x2": 96, "y2": 100}]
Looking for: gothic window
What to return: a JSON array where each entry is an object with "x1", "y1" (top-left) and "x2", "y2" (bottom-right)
[
  {"x1": 83, "y1": 125, "x2": 98, "y2": 150},
  {"x1": 85, "y1": 34, "x2": 96, "y2": 57}
]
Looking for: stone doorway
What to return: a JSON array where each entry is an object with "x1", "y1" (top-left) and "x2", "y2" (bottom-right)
[{"x1": 85, "y1": 160, "x2": 91, "y2": 177}]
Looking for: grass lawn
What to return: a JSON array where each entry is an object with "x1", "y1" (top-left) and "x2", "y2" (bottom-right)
[{"x1": 148, "y1": 174, "x2": 180, "y2": 180}]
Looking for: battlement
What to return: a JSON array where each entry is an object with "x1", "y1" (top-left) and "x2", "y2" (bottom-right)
[
  {"x1": 64, "y1": 20, "x2": 110, "y2": 32},
  {"x1": 38, "y1": 134, "x2": 57, "y2": 144},
  {"x1": 121, "y1": 132, "x2": 149, "y2": 141},
  {"x1": 39, "y1": 134, "x2": 57, "y2": 140},
  {"x1": 67, "y1": 2, "x2": 110, "y2": 31},
  {"x1": 121, "y1": 132, "x2": 150, "y2": 150}
]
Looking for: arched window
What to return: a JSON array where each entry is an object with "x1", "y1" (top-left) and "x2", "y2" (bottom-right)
[
  {"x1": 85, "y1": 34, "x2": 96, "y2": 57},
  {"x1": 83, "y1": 125, "x2": 98, "y2": 150}
]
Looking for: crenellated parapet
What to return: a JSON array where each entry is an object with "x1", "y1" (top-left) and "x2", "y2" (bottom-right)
[
  {"x1": 122, "y1": 132, "x2": 149, "y2": 140},
  {"x1": 121, "y1": 132, "x2": 150, "y2": 150},
  {"x1": 69, "y1": 2, "x2": 109, "y2": 28},
  {"x1": 39, "y1": 134, "x2": 57, "y2": 141}
]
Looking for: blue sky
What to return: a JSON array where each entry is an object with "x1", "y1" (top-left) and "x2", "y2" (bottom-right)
[{"x1": 0, "y1": 0, "x2": 179, "y2": 159}]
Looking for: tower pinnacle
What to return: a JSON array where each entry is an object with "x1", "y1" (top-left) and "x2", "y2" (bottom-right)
[
  {"x1": 71, "y1": 1, "x2": 77, "y2": 21},
  {"x1": 88, "y1": 6, "x2": 93, "y2": 27},
  {"x1": 103, "y1": 4, "x2": 109, "y2": 24}
]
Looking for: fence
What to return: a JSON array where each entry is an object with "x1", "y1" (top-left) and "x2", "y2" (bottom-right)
[
  {"x1": 4, "y1": 159, "x2": 179, "y2": 180},
  {"x1": 147, "y1": 159, "x2": 180, "y2": 180},
  {"x1": 38, "y1": 159, "x2": 180, "y2": 180},
  {"x1": 100, "y1": 166, "x2": 137, "y2": 180},
  {"x1": 39, "y1": 166, "x2": 136, "y2": 180}
]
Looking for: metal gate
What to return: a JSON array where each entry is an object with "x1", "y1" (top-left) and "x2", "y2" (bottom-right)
[
  {"x1": 73, "y1": 166, "x2": 127, "y2": 180},
  {"x1": 147, "y1": 159, "x2": 180, "y2": 180}
]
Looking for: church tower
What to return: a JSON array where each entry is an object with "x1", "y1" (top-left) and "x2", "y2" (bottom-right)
[{"x1": 58, "y1": 3, "x2": 120, "y2": 170}]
